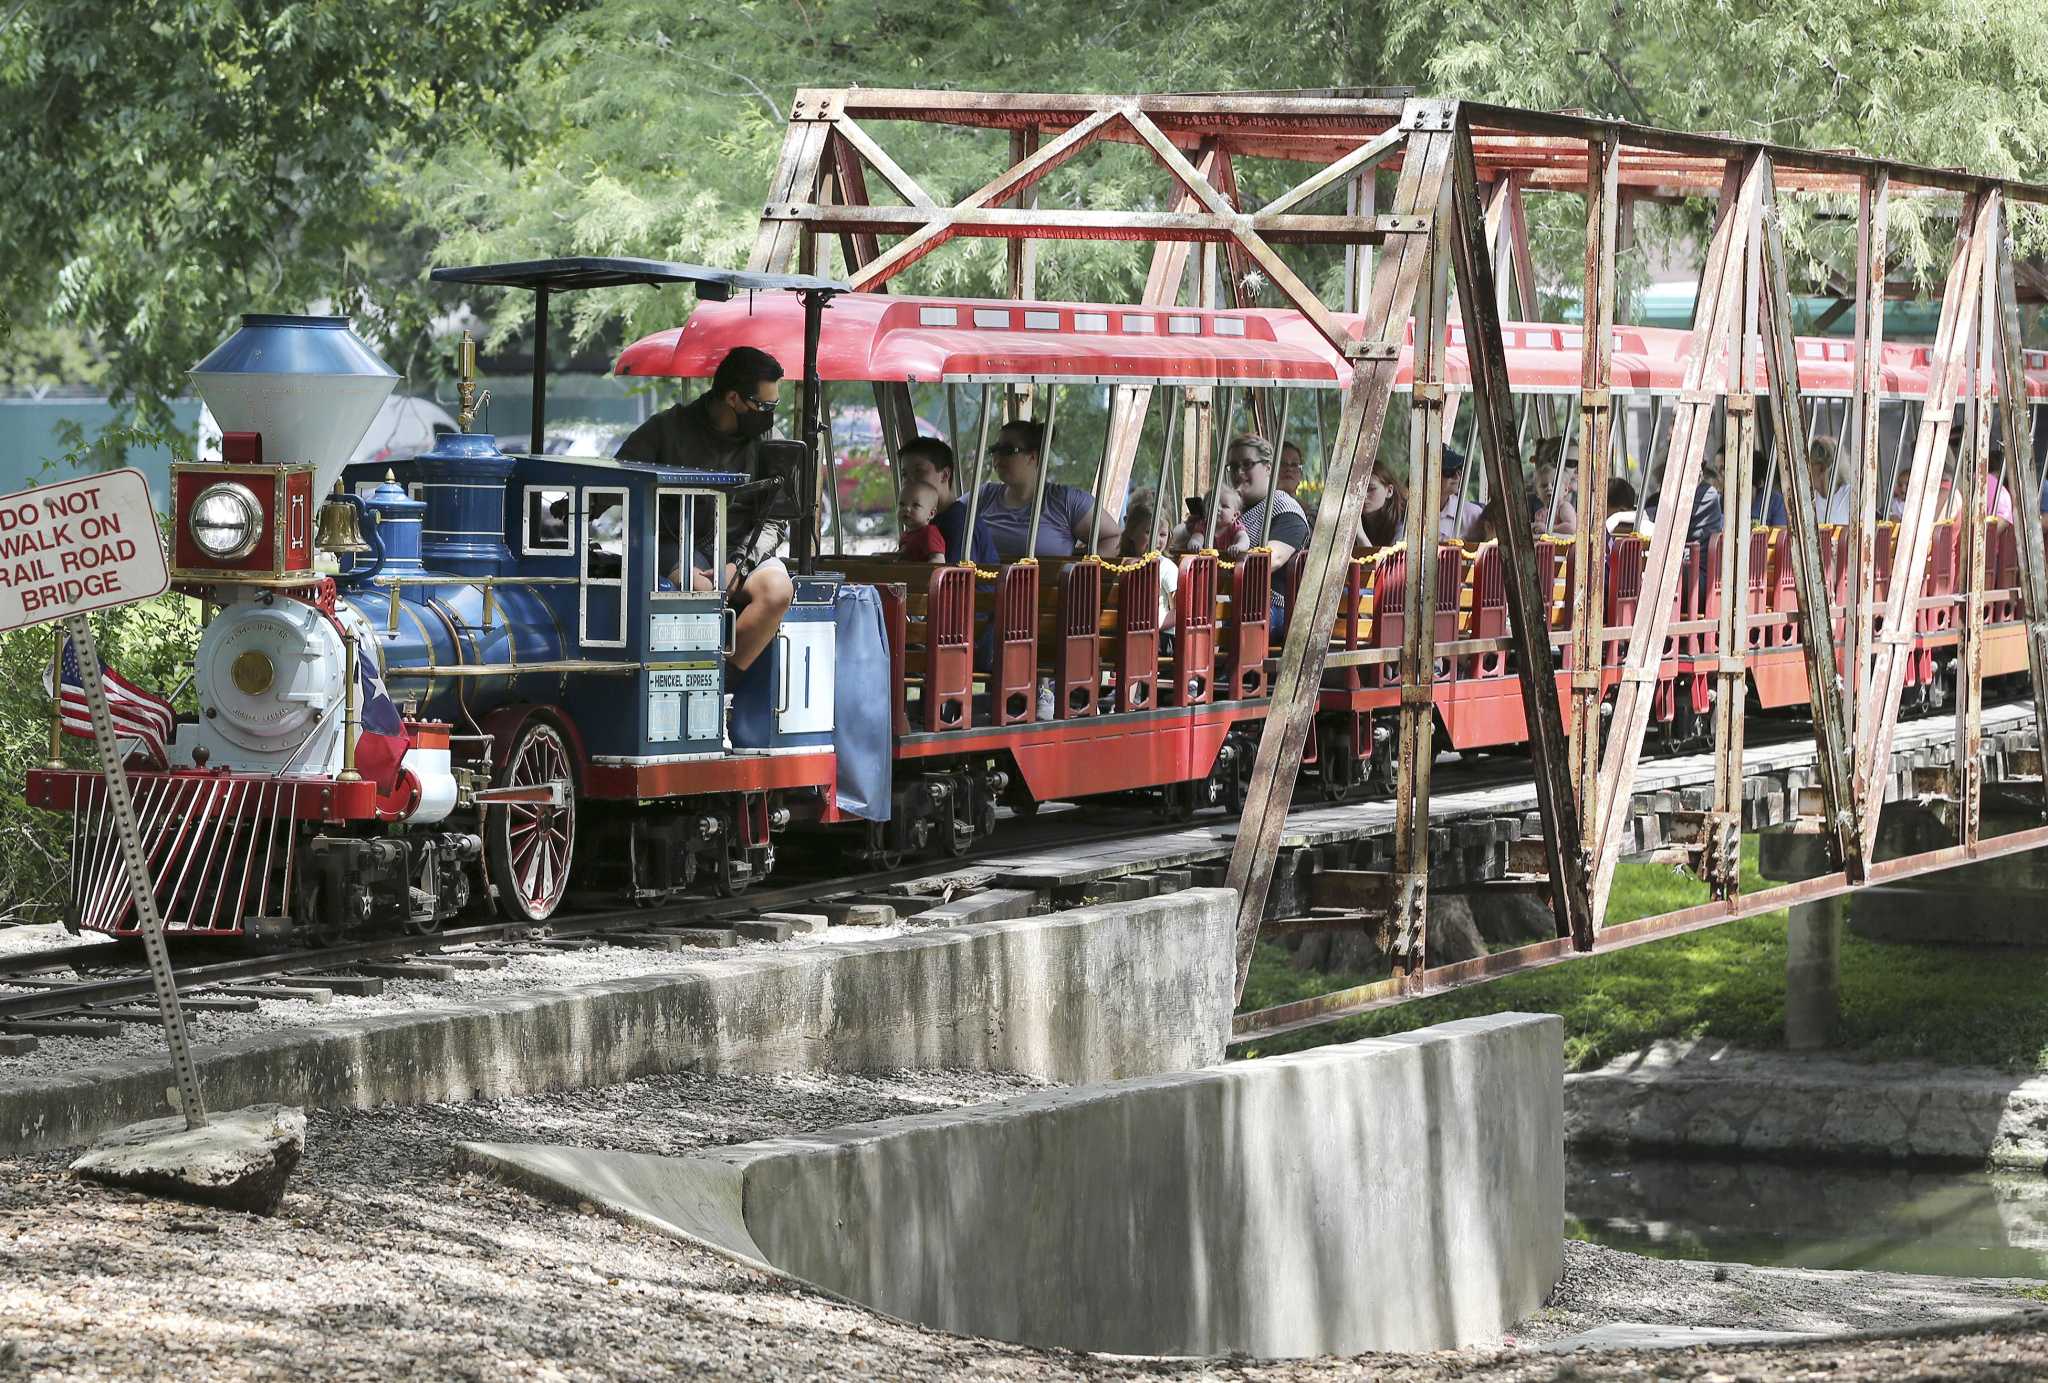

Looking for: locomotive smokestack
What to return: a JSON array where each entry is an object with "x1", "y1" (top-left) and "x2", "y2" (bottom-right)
[{"x1": 190, "y1": 314, "x2": 399, "y2": 498}]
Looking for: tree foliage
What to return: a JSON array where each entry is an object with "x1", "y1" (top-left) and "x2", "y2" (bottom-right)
[
  {"x1": 0, "y1": 0, "x2": 579, "y2": 433},
  {"x1": 13, "y1": 0, "x2": 2048, "y2": 430}
]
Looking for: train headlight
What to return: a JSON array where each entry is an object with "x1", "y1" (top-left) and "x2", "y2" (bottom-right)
[{"x1": 189, "y1": 482, "x2": 263, "y2": 561}]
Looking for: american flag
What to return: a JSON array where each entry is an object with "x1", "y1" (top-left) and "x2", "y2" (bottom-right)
[{"x1": 45, "y1": 636, "x2": 175, "y2": 768}]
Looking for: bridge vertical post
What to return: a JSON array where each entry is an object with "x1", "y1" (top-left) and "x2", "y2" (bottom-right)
[
  {"x1": 1707, "y1": 181, "x2": 1761, "y2": 900},
  {"x1": 1846, "y1": 174, "x2": 1890, "y2": 748},
  {"x1": 1389, "y1": 166, "x2": 1454, "y2": 973},
  {"x1": 1757, "y1": 157, "x2": 1866, "y2": 877},
  {"x1": 1567, "y1": 134, "x2": 1619, "y2": 908},
  {"x1": 1224, "y1": 107, "x2": 1455, "y2": 999},
  {"x1": 1989, "y1": 203, "x2": 2048, "y2": 808},
  {"x1": 1955, "y1": 199, "x2": 1998, "y2": 846},
  {"x1": 1855, "y1": 192, "x2": 1994, "y2": 860},
  {"x1": 1589, "y1": 156, "x2": 1759, "y2": 916},
  {"x1": 1445, "y1": 119, "x2": 1594, "y2": 949}
]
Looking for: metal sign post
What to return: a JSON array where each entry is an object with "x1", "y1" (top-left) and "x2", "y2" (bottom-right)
[
  {"x1": 0, "y1": 469, "x2": 200, "y2": 1128},
  {"x1": 64, "y1": 613, "x2": 207, "y2": 1129}
]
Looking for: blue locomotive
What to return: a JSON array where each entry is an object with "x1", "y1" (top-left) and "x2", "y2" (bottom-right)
[{"x1": 28, "y1": 259, "x2": 889, "y2": 944}]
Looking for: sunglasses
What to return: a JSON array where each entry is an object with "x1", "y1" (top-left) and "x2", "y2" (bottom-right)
[
  {"x1": 1225, "y1": 458, "x2": 1266, "y2": 474},
  {"x1": 989, "y1": 442, "x2": 1031, "y2": 458},
  {"x1": 741, "y1": 394, "x2": 779, "y2": 413}
]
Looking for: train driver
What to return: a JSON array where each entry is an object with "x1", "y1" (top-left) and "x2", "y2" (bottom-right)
[{"x1": 616, "y1": 346, "x2": 794, "y2": 672}]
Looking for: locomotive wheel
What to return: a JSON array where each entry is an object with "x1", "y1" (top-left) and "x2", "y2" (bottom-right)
[
  {"x1": 1159, "y1": 780, "x2": 1197, "y2": 822},
  {"x1": 486, "y1": 720, "x2": 577, "y2": 923},
  {"x1": 711, "y1": 847, "x2": 748, "y2": 898},
  {"x1": 1318, "y1": 727, "x2": 1358, "y2": 803}
]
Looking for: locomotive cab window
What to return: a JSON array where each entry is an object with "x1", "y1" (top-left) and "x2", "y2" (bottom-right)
[
  {"x1": 654, "y1": 489, "x2": 726, "y2": 595},
  {"x1": 523, "y1": 486, "x2": 575, "y2": 554},
  {"x1": 584, "y1": 489, "x2": 627, "y2": 581},
  {"x1": 579, "y1": 485, "x2": 629, "y2": 647}
]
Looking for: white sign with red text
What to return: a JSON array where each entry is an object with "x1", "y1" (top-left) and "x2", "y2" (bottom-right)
[{"x1": 0, "y1": 469, "x2": 169, "y2": 635}]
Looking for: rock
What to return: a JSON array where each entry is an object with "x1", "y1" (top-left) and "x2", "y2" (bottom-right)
[
  {"x1": 1461, "y1": 888, "x2": 1560, "y2": 948},
  {"x1": 71, "y1": 1104, "x2": 305, "y2": 1214},
  {"x1": 734, "y1": 919, "x2": 796, "y2": 942},
  {"x1": 1424, "y1": 896, "x2": 1487, "y2": 964},
  {"x1": 756, "y1": 911, "x2": 831, "y2": 934}
]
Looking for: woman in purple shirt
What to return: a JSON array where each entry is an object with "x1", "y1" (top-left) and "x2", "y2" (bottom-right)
[{"x1": 968, "y1": 419, "x2": 1123, "y2": 560}]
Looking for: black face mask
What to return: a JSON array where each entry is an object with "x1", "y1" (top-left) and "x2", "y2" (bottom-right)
[{"x1": 736, "y1": 408, "x2": 774, "y2": 438}]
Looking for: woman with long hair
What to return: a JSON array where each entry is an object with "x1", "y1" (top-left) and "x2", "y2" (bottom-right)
[{"x1": 1358, "y1": 461, "x2": 1409, "y2": 551}]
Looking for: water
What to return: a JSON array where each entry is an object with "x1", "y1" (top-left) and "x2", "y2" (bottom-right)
[{"x1": 1569, "y1": 1150, "x2": 2048, "y2": 1279}]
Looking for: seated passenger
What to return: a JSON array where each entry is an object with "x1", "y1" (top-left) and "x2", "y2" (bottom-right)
[
  {"x1": 967, "y1": 419, "x2": 1123, "y2": 560},
  {"x1": 1646, "y1": 461, "x2": 1725, "y2": 543},
  {"x1": 1229, "y1": 435, "x2": 1311, "y2": 567},
  {"x1": 900, "y1": 437, "x2": 998, "y2": 568},
  {"x1": 1119, "y1": 488, "x2": 1180, "y2": 631},
  {"x1": 1439, "y1": 447, "x2": 1484, "y2": 540},
  {"x1": 1467, "y1": 499, "x2": 1508, "y2": 546},
  {"x1": 1358, "y1": 462, "x2": 1408, "y2": 551},
  {"x1": 1808, "y1": 439, "x2": 1853, "y2": 524},
  {"x1": 896, "y1": 480, "x2": 946, "y2": 563},
  {"x1": 1986, "y1": 442, "x2": 2017, "y2": 522},
  {"x1": 1277, "y1": 441, "x2": 1307, "y2": 500},
  {"x1": 615, "y1": 346, "x2": 793, "y2": 672},
  {"x1": 1168, "y1": 487, "x2": 1247, "y2": 557},
  {"x1": 1752, "y1": 450, "x2": 1789, "y2": 526},
  {"x1": 1527, "y1": 439, "x2": 1579, "y2": 536},
  {"x1": 1606, "y1": 477, "x2": 1650, "y2": 536}
]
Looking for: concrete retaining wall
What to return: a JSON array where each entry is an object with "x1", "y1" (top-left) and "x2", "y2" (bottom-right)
[
  {"x1": 462, "y1": 1012, "x2": 1564, "y2": 1358},
  {"x1": 1567, "y1": 1040, "x2": 2048, "y2": 1168},
  {"x1": 0, "y1": 888, "x2": 1235, "y2": 1154}
]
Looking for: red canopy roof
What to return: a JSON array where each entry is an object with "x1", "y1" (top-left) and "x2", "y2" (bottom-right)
[{"x1": 616, "y1": 291, "x2": 2048, "y2": 400}]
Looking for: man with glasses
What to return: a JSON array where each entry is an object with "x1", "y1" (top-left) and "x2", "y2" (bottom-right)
[{"x1": 617, "y1": 346, "x2": 794, "y2": 672}]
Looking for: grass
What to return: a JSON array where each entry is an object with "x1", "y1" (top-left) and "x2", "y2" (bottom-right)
[{"x1": 1237, "y1": 836, "x2": 2048, "y2": 1072}]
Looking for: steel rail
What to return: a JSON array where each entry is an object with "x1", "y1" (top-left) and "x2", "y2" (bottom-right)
[{"x1": 1232, "y1": 820, "x2": 2048, "y2": 1043}]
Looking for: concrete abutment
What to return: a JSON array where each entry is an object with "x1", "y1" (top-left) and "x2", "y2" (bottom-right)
[{"x1": 461, "y1": 1012, "x2": 1566, "y2": 1358}]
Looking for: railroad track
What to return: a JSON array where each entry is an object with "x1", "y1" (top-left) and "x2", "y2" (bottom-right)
[
  {"x1": 0, "y1": 805, "x2": 1183, "y2": 1042},
  {"x1": 0, "y1": 704, "x2": 1964, "y2": 1048}
]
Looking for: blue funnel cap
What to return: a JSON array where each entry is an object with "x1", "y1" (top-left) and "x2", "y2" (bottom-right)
[
  {"x1": 193, "y1": 314, "x2": 399, "y2": 378},
  {"x1": 191, "y1": 313, "x2": 399, "y2": 494}
]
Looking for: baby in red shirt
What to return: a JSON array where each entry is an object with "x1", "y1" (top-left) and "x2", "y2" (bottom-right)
[{"x1": 897, "y1": 480, "x2": 946, "y2": 563}]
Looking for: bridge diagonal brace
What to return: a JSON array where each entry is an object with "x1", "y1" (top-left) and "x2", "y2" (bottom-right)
[
  {"x1": 846, "y1": 105, "x2": 1121, "y2": 290},
  {"x1": 1446, "y1": 119, "x2": 1594, "y2": 949},
  {"x1": 1589, "y1": 156, "x2": 1761, "y2": 917},
  {"x1": 1225, "y1": 109, "x2": 1445, "y2": 1002},
  {"x1": 1756, "y1": 157, "x2": 1865, "y2": 877},
  {"x1": 1854, "y1": 192, "x2": 1995, "y2": 858}
]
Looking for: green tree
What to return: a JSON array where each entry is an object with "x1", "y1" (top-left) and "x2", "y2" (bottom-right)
[{"x1": 0, "y1": 0, "x2": 580, "y2": 446}]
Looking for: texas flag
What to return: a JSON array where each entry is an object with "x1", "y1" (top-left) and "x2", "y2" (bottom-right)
[{"x1": 352, "y1": 632, "x2": 409, "y2": 794}]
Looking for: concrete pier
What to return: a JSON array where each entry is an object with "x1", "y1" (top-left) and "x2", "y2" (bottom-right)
[{"x1": 461, "y1": 1012, "x2": 1566, "y2": 1358}]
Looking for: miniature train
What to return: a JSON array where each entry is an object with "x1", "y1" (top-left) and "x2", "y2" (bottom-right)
[{"x1": 25, "y1": 257, "x2": 2048, "y2": 946}]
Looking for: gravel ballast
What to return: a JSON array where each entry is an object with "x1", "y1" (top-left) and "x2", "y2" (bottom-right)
[{"x1": 4, "y1": 1066, "x2": 2046, "y2": 1381}]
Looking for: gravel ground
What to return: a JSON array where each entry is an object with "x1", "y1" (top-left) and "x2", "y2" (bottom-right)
[
  {"x1": 0, "y1": 918, "x2": 908, "y2": 1079},
  {"x1": 4, "y1": 1066, "x2": 2046, "y2": 1381}
]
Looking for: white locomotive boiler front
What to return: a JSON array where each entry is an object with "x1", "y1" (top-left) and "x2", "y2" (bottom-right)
[{"x1": 185, "y1": 593, "x2": 359, "y2": 775}]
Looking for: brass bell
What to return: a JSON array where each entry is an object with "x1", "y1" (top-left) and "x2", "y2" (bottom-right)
[{"x1": 316, "y1": 481, "x2": 369, "y2": 553}]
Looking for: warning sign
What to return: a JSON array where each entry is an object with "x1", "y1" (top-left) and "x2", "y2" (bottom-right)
[{"x1": 0, "y1": 470, "x2": 169, "y2": 634}]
